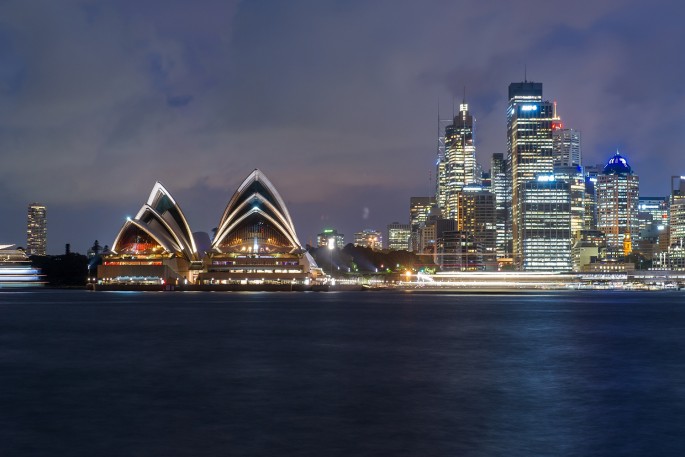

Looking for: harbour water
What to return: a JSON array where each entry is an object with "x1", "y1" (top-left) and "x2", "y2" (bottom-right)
[{"x1": 1, "y1": 290, "x2": 684, "y2": 456}]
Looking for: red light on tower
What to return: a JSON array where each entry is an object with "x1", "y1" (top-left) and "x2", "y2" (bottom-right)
[{"x1": 552, "y1": 121, "x2": 564, "y2": 130}]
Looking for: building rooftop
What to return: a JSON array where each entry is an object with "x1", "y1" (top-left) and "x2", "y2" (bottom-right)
[{"x1": 603, "y1": 151, "x2": 633, "y2": 175}]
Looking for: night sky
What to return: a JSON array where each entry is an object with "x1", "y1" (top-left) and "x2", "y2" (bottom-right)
[{"x1": 1, "y1": 0, "x2": 683, "y2": 254}]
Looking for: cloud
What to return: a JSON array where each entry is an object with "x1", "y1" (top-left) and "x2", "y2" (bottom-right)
[{"x1": 0, "y1": 0, "x2": 683, "y2": 252}]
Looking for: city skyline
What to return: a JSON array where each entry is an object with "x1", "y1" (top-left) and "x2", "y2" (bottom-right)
[{"x1": 0, "y1": 1, "x2": 683, "y2": 254}]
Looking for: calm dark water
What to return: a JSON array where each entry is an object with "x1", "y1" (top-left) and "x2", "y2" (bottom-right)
[{"x1": 1, "y1": 290, "x2": 684, "y2": 456}]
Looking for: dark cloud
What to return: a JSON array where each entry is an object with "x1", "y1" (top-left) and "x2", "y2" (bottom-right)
[{"x1": 0, "y1": 0, "x2": 682, "y2": 252}]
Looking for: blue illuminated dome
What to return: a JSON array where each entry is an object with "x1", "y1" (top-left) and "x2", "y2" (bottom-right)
[{"x1": 603, "y1": 151, "x2": 633, "y2": 175}]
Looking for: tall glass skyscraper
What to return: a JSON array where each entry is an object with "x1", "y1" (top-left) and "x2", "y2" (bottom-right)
[
  {"x1": 520, "y1": 176, "x2": 572, "y2": 272},
  {"x1": 27, "y1": 203, "x2": 47, "y2": 256},
  {"x1": 596, "y1": 152, "x2": 639, "y2": 257},
  {"x1": 670, "y1": 176, "x2": 685, "y2": 248},
  {"x1": 491, "y1": 153, "x2": 511, "y2": 259},
  {"x1": 553, "y1": 128, "x2": 582, "y2": 166},
  {"x1": 507, "y1": 81, "x2": 555, "y2": 268},
  {"x1": 442, "y1": 100, "x2": 478, "y2": 219}
]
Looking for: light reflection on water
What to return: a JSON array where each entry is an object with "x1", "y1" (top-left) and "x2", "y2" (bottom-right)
[{"x1": 0, "y1": 290, "x2": 684, "y2": 456}]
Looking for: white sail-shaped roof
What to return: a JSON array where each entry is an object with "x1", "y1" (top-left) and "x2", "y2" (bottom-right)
[
  {"x1": 111, "y1": 182, "x2": 198, "y2": 260},
  {"x1": 212, "y1": 170, "x2": 303, "y2": 253}
]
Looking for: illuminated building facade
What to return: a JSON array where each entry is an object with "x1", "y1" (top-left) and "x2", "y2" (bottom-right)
[
  {"x1": 99, "y1": 170, "x2": 321, "y2": 288},
  {"x1": 317, "y1": 229, "x2": 345, "y2": 249},
  {"x1": 438, "y1": 231, "x2": 483, "y2": 271},
  {"x1": 507, "y1": 81, "x2": 555, "y2": 268},
  {"x1": 457, "y1": 188, "x2": 497, "y2": 269},
  {"x1": 387, "y1": 222, "x2": 411, "y2": 251},
  {"x1": 639, "y1": 197, "x2": 669, "y2": 231},
  {"x1": 553, "y1": 165, "x2": 585, "y2": 239},
  {"x1": 519, "y1": 176, "x2": 572, "y2": 272},
  {"x1": 199, "y1": 170, "x2": 319, "y2": 285},
  {"x1": 553, "y1": 128, "x2": 581, "y2": 166},
  {"x1": 27, "y1": 203, "x2": 47, "y2": 256},
  {"x1": 583, "y1": 164, "x2": 602, "y2": 231},
  {"x1": 491, "y1": 153, "x2": 511, "y2": 259},
  {"x1": 596, "y1": 152, "x2": 640, "y2": 258},
  {"x1": 99, "y1": 182, "x2": 200, "y2": 284},
  {"x1": 670, "y1": 176, "x2": 685, "y2": 249},
  {"x1": 409, "y1": 197, "x2": 436, "y2": 252},
  {"x1": 442, "y1": 101, "x2": 478, "y2": 219},
  {"x1": 354, "y1": 230, "x2": 382, "y2": 250}
]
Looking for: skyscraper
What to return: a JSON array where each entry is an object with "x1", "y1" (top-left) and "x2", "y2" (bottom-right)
[
  {"x1": 507, "y1": 81, "x2": 555, "y2": 267},
  {"x1": 457, "y1": 187, "x2": 497, "y2": 269},
  {"x1": 491, "y1": 153, "x2": 511, "y2": 259},
  {"x1": 670, "y1": 176, "x2": 685, "y2": 248},
  {"x1": 553, "y1": 128, "x2": 582, "y2": 166},
  {"x1": 596, "y1": 152, "x2": 639, "y2": 257},
  {"x1": 442, "y1": 100, "x2": 478, "y2": 219},
  {"x1": 520, "y1": 176, "x2": 572, "y2": 271},
  {"x1": 27, "y1": 203, "x2": 47, "y2": 256},
  {"x1": 553, "y1": 165, "x2": 586, "y2": 240},
  {"x1": 669, "y1": 176, "x2": 685, "y2": 270},
  {"x1": 409, "y1": 197, "x2": 436, "y2": 252}
]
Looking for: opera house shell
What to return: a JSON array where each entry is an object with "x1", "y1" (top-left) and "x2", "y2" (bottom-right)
[{"x1": 97, "y1": 170, "x2": 321, "y2": 290}]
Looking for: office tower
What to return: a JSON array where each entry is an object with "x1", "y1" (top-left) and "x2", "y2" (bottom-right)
[
  {"x1": 354, "y1": 230, "x2": 382, "y2": 250},
  {"x1": 670, "y1": 177, "x2": 685, "y2": 247},
  {"x1": 409, "y1": 197, "x2": 436, "y2": 252},
  {"x1": 553, "y1": 165, "x2": 586, "y2": 239},
  {"x1": 520, "y1": 176, "x2": 572, "y2": 271},
  {"x1": 507, "y1": 81, "x2": 555, "y2": 267},
  {"x1": 317, "y1": 229, "x2": 345, "y2": 249},
  {"x1": 26, "y1": 203, "x2": 47, "y2": 256},
  {"x1": 435, "y1": 155, "x2": 447, "y2": 212},
  {"x1": 442, "y1": 100, "x2": 478, "y2": 219},
  {"x1": 438, "y1": 231, "x2": 482, "y2": 271},
  {"x1": 553, "y1": 128, "x2": 582, "y2": 166},
  {"x1": 387, "y1": 222, "x2": 411, "y2": 251},
  {"x1": 596, "y1": 152, "x2": 639, "y2": 258},
  {"x1": 638, "y1": 197, "x2": 669, "y2": 230},
  {"x1": 669, "y1": 176, "x2": 685, "y2": 270},
  {"x1": 491, "y1": 153, "x2": 511, "y2": 259},
  {"x1": 457, "y1": 188, "x2": 497, "y2": 269},
  {"x1": 583, "y1": 164, "x2": 602, "y2": 231}
]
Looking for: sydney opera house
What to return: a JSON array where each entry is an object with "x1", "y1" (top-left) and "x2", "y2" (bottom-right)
[{"x1": 97, "y1": 170, "x2": 323, "y2": 290}]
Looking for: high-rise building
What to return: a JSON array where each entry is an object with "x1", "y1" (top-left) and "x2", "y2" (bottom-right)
[
  {"x1": 669, "y1": 176, "x2": 685, "y2": 248},
  {"x1": 354, "y1": 230, "x2": 382, "y2": 250},
  {"x1": 596, "y1": 152, "x2": 639, "y2": 258},
  {"x1": 317, "y1": 229, "x2": 345, "y2": 249},
  {"x1": 457, "y1": 187, "x2": 497, "y2": 269},
  {"x1": 442, "y1": 100, "x2": 478, "y2": 219},
  {"x1": 387, "y1": 222, "x2": 411, "y2": 251},
  {"x1": 519, "y1": 176, "x2": 572, "y2": 271},
  {"x1": 27, "y1": 203, "x2": 47, "y2": 256},
  {"x1": 638, "y1": 197, "x2": 669, "y2": 230},
  {"x1": 553, "y1": 165, "x2": 586, "y2": 239},
  {"x1": 507, "y1": 81, "x2": 555, "y2": 267},
  {"x1": 438, "y1": 231, "x2": 483, "y2": 271},
  {"x1": 583, "y1": 164, "x2": 603, "y2": 231},
  {"x1": 669, "y1": 176, "x2": 685, "y2": 270},
  {"x1": 409, "y1": 197, "x2": 436, "y2": 252},
  {"x1": 553, "y1": 128, "x2": 582, "y2": 166},
  {"x1": 491, "y1": 153, "x2": 512, "y2": 259}
]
